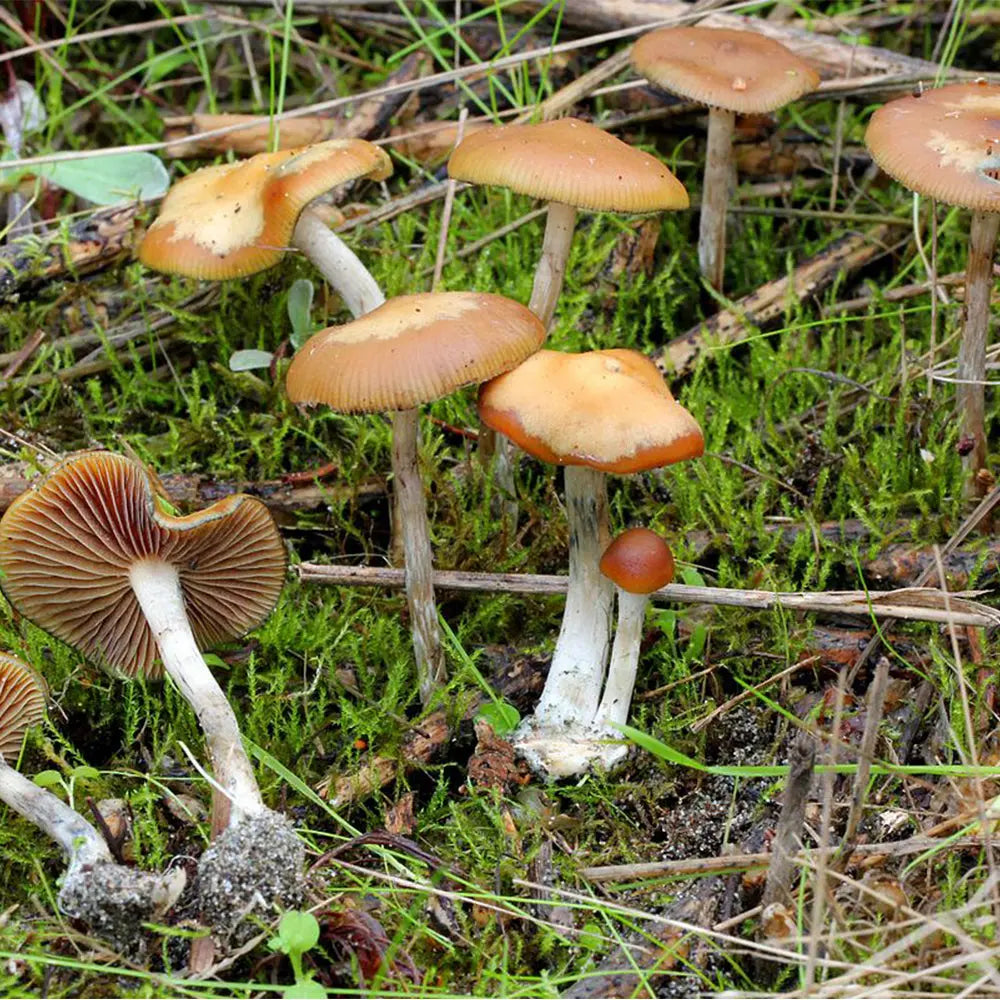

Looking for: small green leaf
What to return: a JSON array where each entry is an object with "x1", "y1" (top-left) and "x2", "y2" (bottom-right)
[
  {"x1": 275, "y1": 910, "x2": 320, "y2": 956},
  {"x1": 33, "y1": 770, "x2": 63, "y2": 789},
  {"x1": 287, "y1": 279, "x2": 315, "y2": 348},
  {"x1": 37, "y1": 152, "x2": 169, "y2": 205},
  {"x1": 577, "y1": 921, "x2": 603, "y2": 951},
  {"x1": 70, "y1": 765, "x2": 101, "y2": 782},
  {"x1": 680, "y1": 566, "x2": 707, "y2": 588},
  {"x1": 476, "y1": 700, "x2": 520, "y2": 736},
  {"x1": 284, "y1": 982, "x2": 328, "y2": 1000},
  {"x1": 229, "y1": 349, "x2": 275, "y2": 372}
]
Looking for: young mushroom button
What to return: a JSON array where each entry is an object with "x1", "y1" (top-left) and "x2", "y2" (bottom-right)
[
  {"x1": 478, "y1": 349, "x2": 703, "y2": 778},
  {"x1": 0, "y1": 451, "x2": 303, "y2": 943},
  {"x1": 632, "y1": 27, "x2": 819, "y2": 291},
  {"x1": 0, "y1": 652, "x2": 185, "y2": 957}
]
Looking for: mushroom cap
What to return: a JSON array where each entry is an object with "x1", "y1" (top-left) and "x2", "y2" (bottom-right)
[
  {"x1": 285, "y1": 291, "x2": 546, "y2": 412},
  {"x1": 447, "y1": 117, "x2": 689, "y2": 212},
  {"x1": 631, "y1": 27, "x2": 819, "y2": 114},
  {"x1": 864, "y1": 81, "x2": 1000, "y2": 211},
  {"x1": 477, "y1": 349, "x2": 704, "y2": 474},
  {"x1": 0, "y1": 452, "x2": 287, "y2": 680},
  {"x1": 599, "y1": 528, "x2": 675, "y2": 594},
  {"x1": 138, "y1": 138, "x2": 393, "y2": 280},
  {"x1": 0, "y1": 653, "x2": 47, "y2": 760}
]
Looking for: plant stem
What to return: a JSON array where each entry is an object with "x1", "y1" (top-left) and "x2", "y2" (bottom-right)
[
  {"x1": 956, "y1": 210, "x2": 1000, "y2": 486},
  {"x1": 530, "y1": 465, "x2": 613, "y2": 728},
  {"x1": 291, "y1": 207, "x2": 385, "y2": 317},
  {"x1": 129, "y1": 559, "x2": 264, "y2": 822},
  {"x1": 392, "y1": 408, "x2": 446, "y2": 704},
  {"x1": 699, "y1": 107, "x2": 736, "y2": 291}
]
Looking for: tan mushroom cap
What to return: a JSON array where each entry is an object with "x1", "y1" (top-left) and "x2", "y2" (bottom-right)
[
  {"x1": 448, "y1": 118, "x2": 689, "y2": 212},
  {"x1": 599, "y1": 528, "x2": 675, "y2": 595},
  {"x1": 0, "y1": 452, "x2": 287, "y2": 681},
  {"x1": 864, "y1": 82, "x2": 1000, "y2": 211},
  {"x1": 0, "y1": 653, "x2": 47, "y2": 760},
  {"x1": 285, "y1": 291, "x2": 546, "y2": 412},
  {"x1": 478, "y1": 349, "x2": 704, "y2": 474},
  {"x1": 631, "y1": 27, "x2": 819, "y2": 115},
  {"x1": 138, "y1": 138, "x2": 392, "y2": 280}
]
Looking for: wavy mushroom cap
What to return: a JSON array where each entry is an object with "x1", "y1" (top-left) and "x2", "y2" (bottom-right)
[
  {"x1": 0, "y1": 453, "x2": 287, "y2": 680},
  {"x1": 865, "y1": 81, "x2": 1000, "y2": 211},
  {"x1": 138, "y1": 138, "x2": 392, "y2": 280},
  {"x1": 599, "y1": 528, "x2": 675, "y2": 595},
  {"x1": 478, "y1": 349, "x2": 704, "y2": 474},
  {"x1": 285, "y1": 291, "x2": 546, "y2": 412},
  {"x1": 0, "y1": 653, "x2": 47, "y2": 760},
  {"x1": 448, "y1": 117, "x2": 689, "y2": 213},
  {"x1": 632, "y1": 27, "x2": 819, "y2": 114}
]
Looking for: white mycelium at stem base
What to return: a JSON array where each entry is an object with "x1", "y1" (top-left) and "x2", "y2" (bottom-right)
[
  {"x1": 292, "y1": 208, "x2": 386, "y2": 319},
  {"x1": 522, "y1": 466, "x2": 614, "y2": 730},
  {"x1": 130, "y1": 558, "x2": 264, "y2": 822}
]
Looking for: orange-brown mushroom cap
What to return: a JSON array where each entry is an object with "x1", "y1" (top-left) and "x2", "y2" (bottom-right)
[
  {"x1": 631, "y1": 27, "x2": 819, "y2": 115},
  {"x1": 285, "y1": 292, "x2": 546, "y2": 412},
  {"x1": 864, "y1": 82, "x2": 1000, "y2": 211},
  {"x1": 138, "y1": 138, "x2": 392, "y2": 280},
  {"x1": 0, "y1": 653, "x2": 47, "y2": 760},
  {"x1": 448, "y1": 118, "x2": 689, "y2": 212},
  {"x1": 599, "y1": 528, "x2": 675, "y2": 595},
  {"x1": 0, "y1": 453, "x2": 287, "y2": 680},
  {"x1": 477, "y1": 349, "x2": 704, "y2": 474}
]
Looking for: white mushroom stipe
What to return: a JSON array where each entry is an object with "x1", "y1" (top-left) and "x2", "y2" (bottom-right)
[
  {"x1": 529, "y1": 201, "x2": 579, "y2": 331},
  {"x1": 699, "y1": 107, "x2": 737, "y2": 291},
  {"x1": 129, "y1": 558, "x2": 264, "y2": 823},
  {"x1": 594, "y1": 588, "x2": 649, "y2": 732},
  {"x1": 291, "y1": 207, "x2": 386, "y2": 318},
  {"x1": 0, "y1": 758, "x2": 186, "y2": 957}
]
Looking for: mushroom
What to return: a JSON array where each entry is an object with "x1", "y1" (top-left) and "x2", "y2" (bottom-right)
[
  {"x1": 138, "y1": 138, "x2": 392, "y2": 316},
  {"x1": 631, "y1": 27, "x2": 819, "y2": 291},
  {"x1": 477, "y1": 349, "x2": 703, "y2": 777},
  {"x1": 0, "y1": 451, "x2": 302, "y2": 941},
  {"x1": 0, "y1": 651, "x2": 186, "y2": 956},
  {"x1": 285, "y1": 292, "x2": 546, "y2": 705},
  {"x1": 592, "y1": 528, "x2": 675, "y2": 768},
  {"x1": 864, "y1": 81, "x2": 1000, "y2": 485},
  {"x1": 448, "y1": 117, "x2": 688, "y2": 523}
]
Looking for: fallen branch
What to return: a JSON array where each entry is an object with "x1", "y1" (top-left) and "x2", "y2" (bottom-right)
[
  {"x1": 297, "y1": 563, "x2": 1000, "y2": 627},
  {"x1": 652, "y1": 224, "x2": 894, "y2": 376}
]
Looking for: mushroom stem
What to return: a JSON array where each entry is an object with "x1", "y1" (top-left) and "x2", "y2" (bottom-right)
[
  {"x1": 956, "y1": 209, "x2": 1000, "y2": 484},
  {"x1": 531, "y1": 465, "x2": 614, "y2": 728},
  {"x1": 0, "y1": 758, "x2": 112, "y2": 869},
  {"x1": 699, "y1": 107, "x2": 736, "y2": 292},
  {"x1": 529, "y1": 200, "x2": 578, "y2": 330},
  {"x1": 392, "y1": 408, "x2": 446, "y2": 704},
  {"x1": 594, "y1": 589, "x2": 648, "y2": 731},
  {"x1": 291, "y1": 207, "x2": 385, "y2": 317},
  {"x1": 129, "y1": 559, "x2": 264, "y2": 823}
]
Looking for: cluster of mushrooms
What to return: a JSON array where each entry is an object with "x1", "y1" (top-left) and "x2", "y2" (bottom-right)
[{"x1": 1, "y1": 22, "x2": 998, "y2": 958}]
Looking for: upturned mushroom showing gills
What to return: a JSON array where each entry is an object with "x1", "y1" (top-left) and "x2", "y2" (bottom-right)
[
  {"x1": 0, "y1": 651, "x2": 185, "y2": 956},
  {"x1": 632, "y1": 27, "x2": 819, "y2": 291},
  {"x1": 865, "y1": 81, "x2": 1000, "y2": 486},
  {"x1": 138, "y1": 138, "x2": 392, "y2": 316},
  {"x1": 448, "y1": 117, "x2": 688, "y2": 330},
  {"x1": 478, "y1": 349, "x2": 703, "y2": 778},
  {"x1": 286, "y1": 292, "x2": 546, "y2": 705},
  {"x1": 0, "y1": 451, "x2": 303, "y2": 940}
]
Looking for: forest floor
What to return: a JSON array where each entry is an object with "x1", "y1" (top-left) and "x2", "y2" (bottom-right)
[{"x1": 2, "y1": 1, "x2": 1000, "y2": 997}]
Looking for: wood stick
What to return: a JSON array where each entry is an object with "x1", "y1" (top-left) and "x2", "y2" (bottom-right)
[{"x1": 296, "y1": 563, "x2": 1000, "y2": 627}]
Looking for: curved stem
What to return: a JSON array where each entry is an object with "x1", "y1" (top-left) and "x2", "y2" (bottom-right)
[
  {"x1": 956, "y1": 210, "x2": 1000, "y2": 486},
  {"x1": 392, "y1": 408, "x2": 445, "y2": 704},
  {"x1": 699, "y1": 107, "x2": 736, "y2": 292},
  {"x1": 531, "y1": 465, "x2": 613, "y2": 728},
  {"x1": 594, "y1": 589, "x2": 647, "y2": 731},
  {"x1": 291, "y1": 207, "x2": 385, "y2": 317},
  {"x1": 0, "y1": 759, "x2": 112, "y2": 869},
  {"x1": 129, "y1": 559, "x2": 264, "y2": 823},
  {"x1": 529, "y1": 201, "x2": 578, "y2": 330}
]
